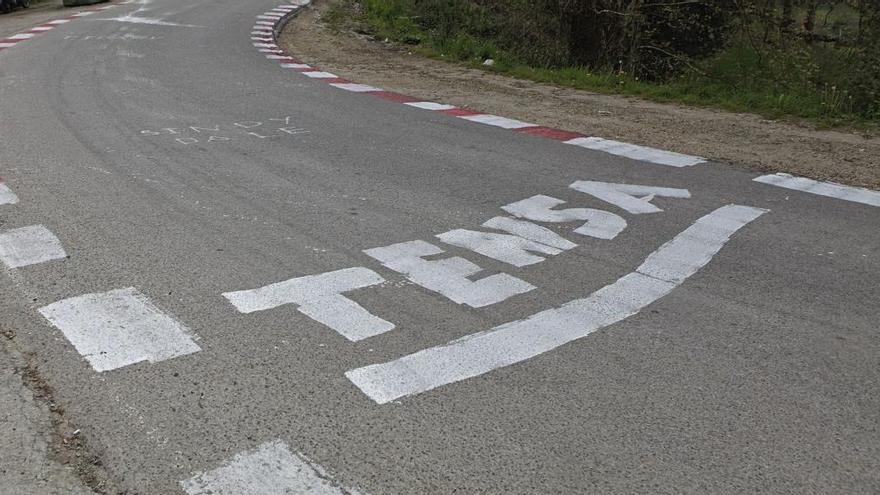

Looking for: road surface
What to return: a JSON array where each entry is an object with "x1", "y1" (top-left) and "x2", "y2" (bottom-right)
[{"x1": 1, "y1": 0, "x2": 878, "y2": 493}]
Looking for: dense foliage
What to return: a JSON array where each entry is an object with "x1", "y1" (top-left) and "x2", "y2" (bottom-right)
[{"x1": 349, "y1": 0, "x2": 880, "y2": 122}]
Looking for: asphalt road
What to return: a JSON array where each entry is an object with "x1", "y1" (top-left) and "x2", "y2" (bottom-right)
[{"x1": 1, "y1": 0, "x2": 878, "y2": 493}]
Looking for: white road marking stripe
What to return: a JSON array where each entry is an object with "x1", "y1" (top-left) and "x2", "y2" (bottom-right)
[
  {"x1": 460, "y1": 114, "x2": 536, "y2": 129},
  {"x1": 502, "y1": 195, "x2": 627, "y2": 240},
  {"x1": 223, "y1": 267, "x2": 394, "y2": 342},
  {"x1": 8, "y1": 33, "x2": 35, "y2": 39},
  {"x1": 565, "y1": 137, "x2": 706, "y2": 167},
  {"x1": 29, "y1": 26, "x2": 54, "y2": 32},
  {"x1": 364, "y1": 240, "x2": 534, "y2": 308},
  {"x1": 265, "y1": 54, "x2": 293, "y2": 60},
  {"x1": 404, "y1": 101, "x2": 456, "y2": 111},
  {"x1": 260, "y1": 49, "x2": 284, "y2": 54},
  {"x1": 0, "y1": 43, "x2": 16, "y2": 48},
  {"x1": 255, "y1": 20, "x2": 275, "y2": 26},
  {"x1": 280, "y1": 63, "x2": 311, "y2": 69},
  {"x1": 180, "y1": 440, "x2": 363, "y2": 495},
  {"x1": 753, "y1": 173, "x2": 880, "y2": 207},
  {"x1": 0, "y1": 225, "x2": 66, "y2": 268},
  {"x1": 257, "y1": 14, "x2": 284, "y2": 20},
  {"x1": 47, "y1": 19, "x2": 71, "y2": 24},
  {"x1": 302, "y1": 71, "x2": 337, "y2": 78},
  {"x1": 347, "y1": 204, "x2": 767, "y2": 403},
  {"x1": 71, "y1": 11, "x2": 94, "y2": 17},
  {"x1": 329, "y1": 83, "x2": 383, "y2": 92},
  {"x1": 0, "y1": 183, "x2": 18, "y2": 205},
  {"x1": 252, "y1": 42, "x2": 277, "y2": 48},
  {"x1": 569, "y1": 181, "x2": 691, "y2": 214},
  {"x1": 39, "y1": 288, "x2": 200, "y2": 372},
  {"x1": 251, "y1": 37, "x2": 274, "y2": 41}
]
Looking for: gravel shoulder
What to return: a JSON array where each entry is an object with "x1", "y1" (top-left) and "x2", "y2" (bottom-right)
[{"x1": 279, "y1": 0, "x2": 880, "y2": 190}]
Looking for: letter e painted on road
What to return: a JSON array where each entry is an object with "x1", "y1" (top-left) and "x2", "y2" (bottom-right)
[{"x1": 364, "y1": 240, "x2": 534, "y2": 308}]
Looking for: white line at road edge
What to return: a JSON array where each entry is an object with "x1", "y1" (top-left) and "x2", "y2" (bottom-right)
[
  {"x1": 753, "y1": 173, "x2": 880, "y2": 207},
  {"x1": 346, "y1": 204, "x2": 767, "y2": 404},
  {"x1": 39, "y1": 288, "x2": 200, "y2": 372},
  {"x1": 564, "y1": 137, "x2": 706, "y2": 167},
  {"x1": 180, "y1": 440, "x2": 365, "y2": 495}
]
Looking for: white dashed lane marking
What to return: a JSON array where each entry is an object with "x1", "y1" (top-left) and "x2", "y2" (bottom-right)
[
  {"x1": 754, "y1": 173, "x2": 880, "y2": 207},
  {"x1": 39, "y1": 288, "x2": 201, "y2": 372},
  {"x1": 347, "y1": 204, "x2": 767, "y2": 404},
  {"x1": 0, "y1": 183, "x2": 18, "y2": 205},
  {"x1": 0, "y1": 225, "x2": 67, "y2": 268},
  {"x1": 180, "y1": 440, "x2": 365, "y2": 495}
]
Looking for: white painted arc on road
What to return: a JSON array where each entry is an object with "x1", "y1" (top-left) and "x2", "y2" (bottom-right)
[
  {"x1": 39, "y1": 288, "x2": 201, "y2": 372},
  {"x1": 0, "y1": 225, "x2": 67, "y2": 269},
  {"x1": 180, "y1": 440, "x2": 364, "y2": 495},
  {"x1": 753, "y1": 173, "x2": 880, "y2": 207},
  {"x1": 0, "y1": 183, "x2": 18, "y2": 205},
  {"x1": 565, "y1": 137, "x2": 706, "y2": 167},
  {"x1": 347, "y1": 204, "x2": 767, "y2": 404},
  {"x1": 222, "y1": 267, "x2": 395, "y2": 342}
]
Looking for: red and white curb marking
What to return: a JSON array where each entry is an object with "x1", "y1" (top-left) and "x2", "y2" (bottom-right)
[
  {"x1": 252, "y1": 1, "x2": 706, "y2": 168},
  {"x1": 754, "y1": 173, "x2": 880, "y2": 207},
  {"x1": 0, "y1": 2, "x2": 116, "y2": 54},
  {"x1": 255, "y1": 2, "x2": 880, "y2": 204}
]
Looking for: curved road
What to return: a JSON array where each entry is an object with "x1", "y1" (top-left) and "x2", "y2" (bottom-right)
[{"x1": 1, "y1": 1, "x2": 878, "y2": 493}]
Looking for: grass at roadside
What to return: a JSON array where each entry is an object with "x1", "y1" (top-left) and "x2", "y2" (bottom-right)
[{"x1": 322, "y1": 0, "x2": 878, "y2": 131}]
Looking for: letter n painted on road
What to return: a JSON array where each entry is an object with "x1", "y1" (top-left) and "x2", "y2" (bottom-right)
[{"x1": 347, "y1": 205, "x2": 767, "y2": 404}]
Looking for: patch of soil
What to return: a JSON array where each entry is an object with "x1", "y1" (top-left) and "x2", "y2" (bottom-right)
[
  {"x1": 279, "y1": 0, "x2": 880, "y2": 190},
  {"x1": 0, "y1": 0, "x2": 99, "y2": 39}
]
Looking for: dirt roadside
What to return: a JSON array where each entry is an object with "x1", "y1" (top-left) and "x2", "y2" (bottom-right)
[
  {"x1": 279, "y1": 0, "x2": 880, "y2": 190},
  {"x1": 0, "y1": 0, "x2": 104, "y2": 39}
]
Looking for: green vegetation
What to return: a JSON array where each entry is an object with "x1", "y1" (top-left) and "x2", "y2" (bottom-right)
[{"x1": 326, "y1": 0, "x2": 880, "y2": 128}]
